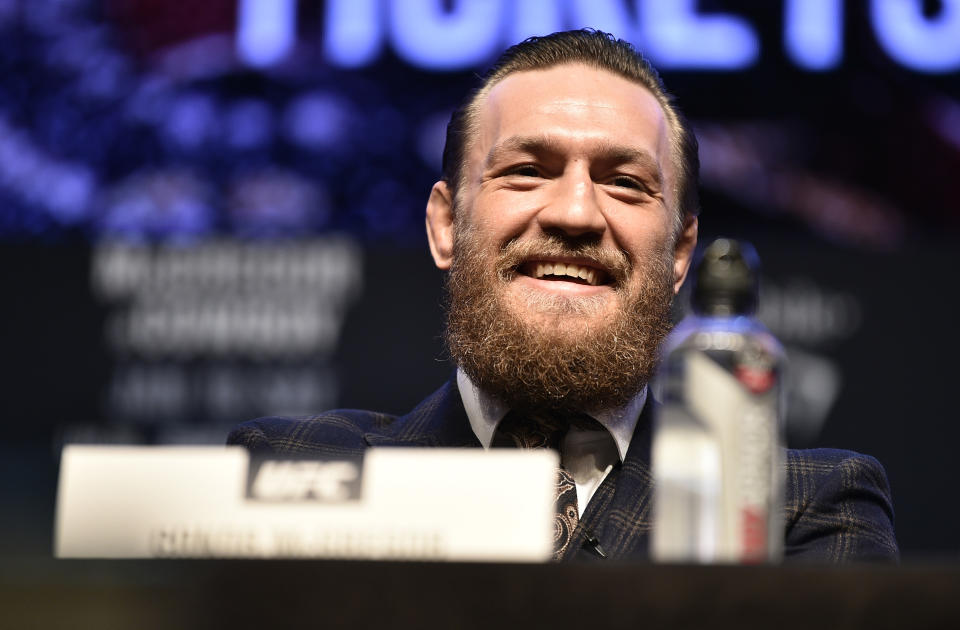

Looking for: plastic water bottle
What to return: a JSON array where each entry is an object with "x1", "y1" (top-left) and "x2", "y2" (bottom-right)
[{"x1": 651, "y1": 238, "x2": 785, "y2": 563}]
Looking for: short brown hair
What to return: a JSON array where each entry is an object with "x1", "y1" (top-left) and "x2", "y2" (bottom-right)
[{"x1": 441, "y1": 29, "x2": 700, "y2": 222}]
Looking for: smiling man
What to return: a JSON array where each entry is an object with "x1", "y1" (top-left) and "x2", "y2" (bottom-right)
[
  {"x1": 432, "y1": 58, "x2": 696, "y2": 419},
  {"x1": 229, "y1": 30, "x2": 898, "y2": 563}
]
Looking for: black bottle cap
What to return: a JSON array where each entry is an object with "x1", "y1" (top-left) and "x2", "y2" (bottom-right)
[{"x1": 691, "y1": 238, "x2": 760, "y2": 317}]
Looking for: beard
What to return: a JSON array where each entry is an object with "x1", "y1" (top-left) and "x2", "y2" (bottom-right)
[{"x1": 444, "y1": 220, "x2": 676, "y2": 415}]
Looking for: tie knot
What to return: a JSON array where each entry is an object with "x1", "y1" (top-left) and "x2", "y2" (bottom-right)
[{"x1": 492, "y1": 411, "x2": 601, "y2": 450}]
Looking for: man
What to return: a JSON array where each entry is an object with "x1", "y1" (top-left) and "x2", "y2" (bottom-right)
[{"x1": 229, "y1": 30, "x2": 898, "y2": 562}]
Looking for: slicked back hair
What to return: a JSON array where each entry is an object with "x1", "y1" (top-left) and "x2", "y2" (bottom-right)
[{"x1": 440, "y1": 29, "x2": 700, "y2": 227}]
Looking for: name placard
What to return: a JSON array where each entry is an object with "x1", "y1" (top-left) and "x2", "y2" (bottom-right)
[{"x1": 55, "y1": 446, "x2": 557, "y2": 562}]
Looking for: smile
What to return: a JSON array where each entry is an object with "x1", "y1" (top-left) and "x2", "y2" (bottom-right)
[{"x1": 518, "y1": 260, "x2": 610, "y2": 287}]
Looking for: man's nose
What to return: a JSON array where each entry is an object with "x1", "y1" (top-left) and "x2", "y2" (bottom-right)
[{"x1": 535, "y1": 167, "x2": 607, "y2": 237}]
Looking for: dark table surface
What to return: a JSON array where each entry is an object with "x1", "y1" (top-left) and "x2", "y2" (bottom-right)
[{"x1": 3, "y1": 558, "x2": 959, "y2": 630}]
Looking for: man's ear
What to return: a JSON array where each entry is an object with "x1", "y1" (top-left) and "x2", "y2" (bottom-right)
[
  {"x1": 425, "y1": 180, "x2": 455, "y2": 270},
  {"x1": 672, "y1": 214, "x2": 698, "y2": 294}
]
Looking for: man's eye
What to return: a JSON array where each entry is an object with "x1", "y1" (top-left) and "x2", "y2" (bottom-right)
[
  {"x1": 508, "y1": 165, "x2": 541, "y2": 177},
  {"x1": 611, "y1": 176, "x2": 642, "y2": 189}
]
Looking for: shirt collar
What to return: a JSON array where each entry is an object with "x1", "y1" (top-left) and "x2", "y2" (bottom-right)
[{"x1": 455, "y1": 368, "x2": 646, "y2": 462}]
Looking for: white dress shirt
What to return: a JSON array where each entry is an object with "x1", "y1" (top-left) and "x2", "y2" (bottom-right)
[{"x1": 456, "y1": 369, "x2": 647, "y2": 516}]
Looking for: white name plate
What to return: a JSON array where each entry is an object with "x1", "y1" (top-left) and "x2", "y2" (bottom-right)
[{"x1": 55, "y1": 446, "x2": 558, "y2": 562}]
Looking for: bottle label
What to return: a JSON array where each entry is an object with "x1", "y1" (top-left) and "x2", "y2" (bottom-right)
[{"x1": 652, "y1": 338, "x2": 784, "y2": 564}]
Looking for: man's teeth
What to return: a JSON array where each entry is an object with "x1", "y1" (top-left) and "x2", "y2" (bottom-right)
[{"x1": 533, "y1": 262, "x2": 599, "y2": 286}]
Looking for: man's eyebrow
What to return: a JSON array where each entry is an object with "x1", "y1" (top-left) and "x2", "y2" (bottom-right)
[
  {"x1": 483, "y1": 135, "x2": 557, "y2": 169},
  {"x1": 484, "y1": 135, "x2": 663, "y2": 184}
]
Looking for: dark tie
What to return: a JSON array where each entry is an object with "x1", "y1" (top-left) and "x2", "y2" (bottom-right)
[{"x1": 492, "y1": 411, "x2": 587, "y2": 560}]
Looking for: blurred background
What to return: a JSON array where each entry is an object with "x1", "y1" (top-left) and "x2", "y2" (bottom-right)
[{"x1": 1, "y1": 0, "x2": 958, "y2": 562}]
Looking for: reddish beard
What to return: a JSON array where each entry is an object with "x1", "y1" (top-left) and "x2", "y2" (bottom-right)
[{"x1": 444, "y1": 222, "x2": 676, "y2": 415}]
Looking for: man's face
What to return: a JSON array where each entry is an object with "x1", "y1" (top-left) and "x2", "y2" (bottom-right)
[{"x1": 426, "y1": 63, "x2": 698, "y2": 412}]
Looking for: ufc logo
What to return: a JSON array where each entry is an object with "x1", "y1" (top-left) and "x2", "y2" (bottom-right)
[{"x1": 250, "y1": 459, "x2": 361, "y2": 502}]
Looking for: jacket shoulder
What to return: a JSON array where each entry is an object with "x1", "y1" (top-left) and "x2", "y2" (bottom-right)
[
  {"x1": 784, "y1": 447, "x2": 899, "y2": 562},
  {"x1": 227, "y1": 409, "x2": 399, "y2": 456}
]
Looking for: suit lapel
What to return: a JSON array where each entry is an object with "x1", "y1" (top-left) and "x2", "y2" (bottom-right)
[
  {"x1": 567, "y1": 398, "x2": 655, "y2": 561},
  {"x1": 363, "y1": 378, "x2": 482, "y2": 448}
]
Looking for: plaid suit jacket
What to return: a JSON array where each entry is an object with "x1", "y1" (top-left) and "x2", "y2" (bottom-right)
[{"x1": 228, "y1": 379, "x2": 899, "y2": 563}]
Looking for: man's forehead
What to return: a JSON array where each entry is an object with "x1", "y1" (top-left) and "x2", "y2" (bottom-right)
[
  {"x1": 468, "y1": 63, "x2": 672, "y2": 173},
  {"x1": 487, "y1": 63, "x2": 661, "y2": 110}
]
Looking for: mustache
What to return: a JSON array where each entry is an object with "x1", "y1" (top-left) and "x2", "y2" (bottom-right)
[{"x1": 494, "y1": 235, "x2": 632, "y2": 286}]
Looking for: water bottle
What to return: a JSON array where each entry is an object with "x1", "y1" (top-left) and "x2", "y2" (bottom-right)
[{"x1": 651, "y1": 238, "x2": 785, "y2": 563}]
